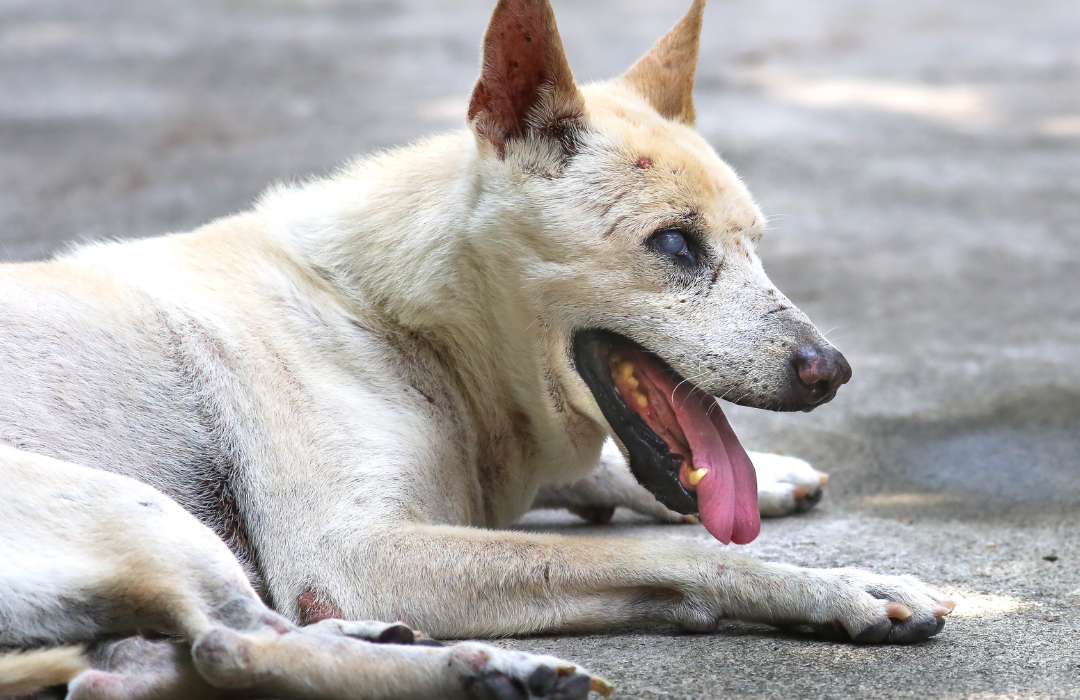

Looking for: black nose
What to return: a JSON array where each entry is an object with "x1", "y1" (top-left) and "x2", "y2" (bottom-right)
[{"x1": 791, "y1": 344, "x2": 852, "y2": 410}]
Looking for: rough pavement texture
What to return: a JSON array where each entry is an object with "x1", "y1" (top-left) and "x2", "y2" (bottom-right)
[{"x1": 2, "y1": 0, "x2": 1079, "y2": 697}]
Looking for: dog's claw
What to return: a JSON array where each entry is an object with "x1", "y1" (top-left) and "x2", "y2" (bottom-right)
[
  {"x1": 885, "y1": 602, "x2": 914, "y2": 621},
  {"x1": 590, "y1": 675, "x2": 616, "y2": 696},
  {"x1": 934, "y1": 601, "x2": 956, "y2": 617}
]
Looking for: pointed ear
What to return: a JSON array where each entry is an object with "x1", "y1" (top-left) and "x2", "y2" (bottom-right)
[
  {"x1": 620, "y1": 0, "x2": 705, "y2": 125},
  {"x1": 468, "y1": 0, "x2": 585, "y2": 157}
]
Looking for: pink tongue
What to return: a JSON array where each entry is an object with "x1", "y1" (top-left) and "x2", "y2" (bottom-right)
[{"x1": 638, "y1": 362, "x2": 760, "y2": 544}]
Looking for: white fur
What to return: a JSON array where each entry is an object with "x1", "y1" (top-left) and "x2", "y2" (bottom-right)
[{"x1": 0, "y1": 1, "x2": 953, "y2": 695}]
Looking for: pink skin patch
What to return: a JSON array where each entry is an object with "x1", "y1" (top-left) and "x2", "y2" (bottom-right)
[{"x1": 614, "y1": 351, "x2": 760, "y2": 545}]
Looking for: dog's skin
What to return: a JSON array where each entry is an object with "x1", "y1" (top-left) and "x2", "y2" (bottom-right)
[{"x1": 0, "y1": 0, "x2": 956, "y2": 697}]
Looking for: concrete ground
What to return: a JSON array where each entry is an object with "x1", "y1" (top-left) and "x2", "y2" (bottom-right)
[{"x1": 2, "y1": 0, "x2": 1079, "y2": 697}]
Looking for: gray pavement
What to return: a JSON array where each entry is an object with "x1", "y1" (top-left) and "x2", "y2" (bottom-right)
[{"x1": 2, "y1": 0, "x2": 1079, "y2": 697}]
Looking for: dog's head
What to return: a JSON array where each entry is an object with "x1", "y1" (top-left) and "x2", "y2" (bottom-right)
[{"x1": 466, "y1": 0, "x2": 851, "y2": 543}]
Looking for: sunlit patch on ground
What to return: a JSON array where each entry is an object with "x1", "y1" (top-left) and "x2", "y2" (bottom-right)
[
  {"x1": 1038, "y1": 115, "x2": 1080, "y2": 136},
  {"x1": 750, "y1": 72, "x2": 994, "y2": 126},
  {"x1": 937, "y1": 588, "x2": 1029, "y2": 618},
  {"x1": 853, "y1": 492, "x2": 961, "y2": 508}
]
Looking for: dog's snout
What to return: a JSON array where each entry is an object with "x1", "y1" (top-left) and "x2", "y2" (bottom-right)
[{"x1": 791, "y1": 344, "x2": 852, "y2": 410}]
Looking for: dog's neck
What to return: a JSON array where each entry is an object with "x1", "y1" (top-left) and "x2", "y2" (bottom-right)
[{"x1": 266, "y1": 131, "x2": 606, "y2": 521}]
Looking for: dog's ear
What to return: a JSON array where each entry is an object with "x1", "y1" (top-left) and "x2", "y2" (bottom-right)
[
  {"x1": 468, "y1": 0, "x2": 584, "y2": 158},
  {"x1": 620, "y1": 0, "x2": 705, "y2": 125}
]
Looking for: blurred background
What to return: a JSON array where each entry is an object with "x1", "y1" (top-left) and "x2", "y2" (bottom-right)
[{"x1": 2, "y1": 0, "x2": 1079, "y2": 697}]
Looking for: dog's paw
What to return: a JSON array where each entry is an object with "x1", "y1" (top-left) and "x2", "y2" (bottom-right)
[
  {"x1": 801, "y1": 569, "x2": 955, "y2": 644},
  {"x1": 305, "y1": 618, "x2": 443, "y2": 646},
  {"x1": 450, "y1": 642, "x2": 613, "y2": 700},
  {"x1": 750, "y1": 452, "x2": 829, "y2": 517}
]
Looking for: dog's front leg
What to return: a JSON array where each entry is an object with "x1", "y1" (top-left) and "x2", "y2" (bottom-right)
[
  {"x1": 531, "y1": 438, "x2": 696, "y2": 524},
  {"x1": 341, "y1": 526, "x2": 953, "y2": 644},
  {"x1": 532, "y1": 438, "x2": 831, "y2": 523}
]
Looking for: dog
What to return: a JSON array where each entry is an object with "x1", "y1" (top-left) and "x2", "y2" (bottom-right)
[{"x1": 0, "y1": 0, "x2": 956, "y2": 697}]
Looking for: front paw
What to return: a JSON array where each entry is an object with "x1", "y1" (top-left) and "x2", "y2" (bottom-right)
[
  {"x1": 803, "y1": 569, "x2": 955, "y2": 644},
  {"x1": 751, "y1": 452, "x2": 829, "y2": 517},
  {"x1": 449, "y1": 642, "x2": 613, "y2": 700}
]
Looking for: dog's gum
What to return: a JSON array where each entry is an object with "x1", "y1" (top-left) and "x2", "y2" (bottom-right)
[{"x1": 687, "y1": 468, "x2": 707, "y2": 486}]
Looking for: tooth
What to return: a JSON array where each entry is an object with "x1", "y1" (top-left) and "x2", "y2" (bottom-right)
[
  {"x1": 633, "y1": 391, "x2": 648, "y2": 408},
  {"x1": 618, "y1": 361, "x2": 635, "y2": 380},
  {"x1": 688, "y1": 468, "x2": 707, "y2": 486},
  {"x1": 625, "y1": 375, "x2": 640, "y2": 389}
]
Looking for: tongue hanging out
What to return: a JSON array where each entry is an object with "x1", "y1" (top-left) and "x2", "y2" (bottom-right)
[{"x1": 610, "y1": 351, "x2": 761, "y2": 545}]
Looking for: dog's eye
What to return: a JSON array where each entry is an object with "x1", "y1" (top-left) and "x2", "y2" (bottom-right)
[{"x1": 649, "y1": 229, "x2": 696, "y2": 265}]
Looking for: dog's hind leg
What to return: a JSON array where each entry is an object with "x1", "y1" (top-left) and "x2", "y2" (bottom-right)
[
  {"x1": 66, "y1": 638, "x2": 223, "y2": 700},
  {"x1": 0, "y1": 445, "x2": 608, "y2": 700},
  {"x1": 532, "y1": 438, "x2": 829, "y2": 523}
]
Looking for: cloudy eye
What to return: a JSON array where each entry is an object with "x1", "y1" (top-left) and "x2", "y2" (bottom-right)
[{"x1": 649, "y1": 229, "x2": 697, "y2": 265}]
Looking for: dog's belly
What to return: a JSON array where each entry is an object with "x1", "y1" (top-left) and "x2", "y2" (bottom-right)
[{"x1": 0, "y1": 272, "x2": 261, "y2": 585}]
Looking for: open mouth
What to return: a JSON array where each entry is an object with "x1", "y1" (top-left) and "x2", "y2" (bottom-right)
[{"x1": 573, "y1": 330, "x2": 760, "y2": 545}]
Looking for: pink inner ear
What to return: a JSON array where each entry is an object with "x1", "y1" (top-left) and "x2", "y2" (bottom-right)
[{"x1": 469, "y1": 0, "x2": 575, "y2": 156}]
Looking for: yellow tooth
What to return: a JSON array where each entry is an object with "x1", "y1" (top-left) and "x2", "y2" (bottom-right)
[
  {"x1": 688, "y1": 468, "x2": 708, "y2": 486},
  {"x1": 625, "y1": 375, "x2": 639, "y2": 389},
  {"x1": 633, "y1": 391, "x2": 648, "y2": 408},
  {"x1": 618, "y1": 361, "x2": 635, "y2": 381}
]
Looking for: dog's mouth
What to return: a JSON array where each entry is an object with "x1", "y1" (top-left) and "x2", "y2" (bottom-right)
[{"x1": 572, "y1": 330, "x2": 760, "y2": 545}]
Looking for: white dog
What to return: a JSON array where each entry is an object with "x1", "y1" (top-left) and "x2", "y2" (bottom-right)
[{"x1": 0, "y1": 0, "x2": 954, "y2": 697}]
